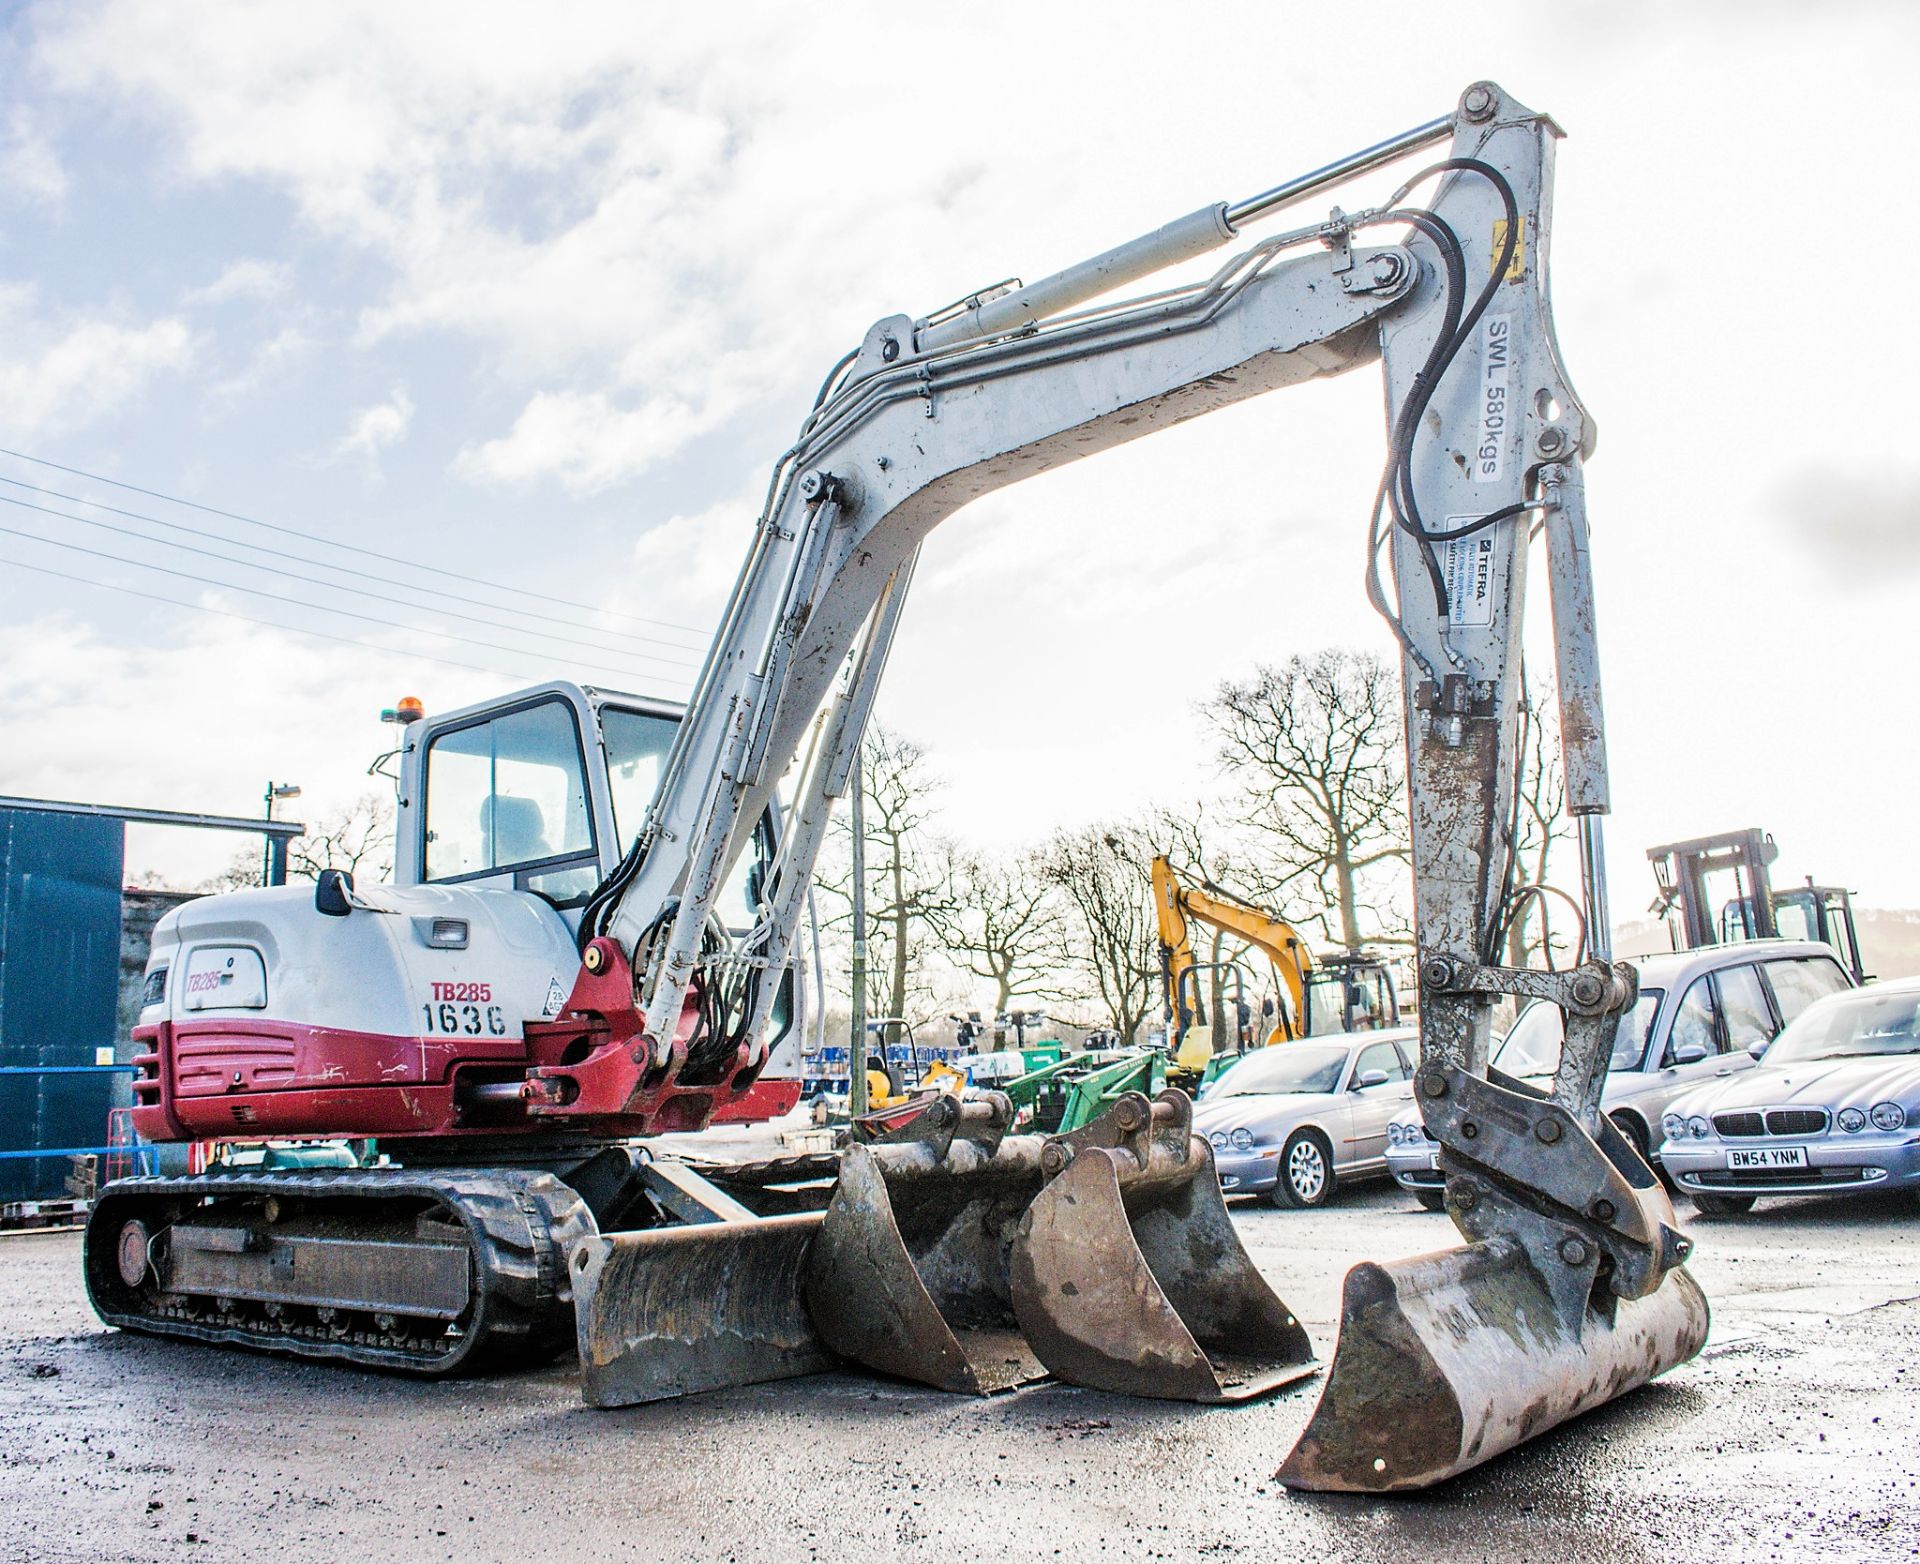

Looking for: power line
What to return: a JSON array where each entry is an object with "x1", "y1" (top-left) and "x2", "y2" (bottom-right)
[
  {"x1": 0, "y1": 490, "x2": 701, "y2": 678},
  {"x1": 1, "y1": 554, "x2": 561, "y2": 686},
  {"x1": 0, "y1": 473, "x2": 709, "y2": 658},
  {"x1": 0, "y1": 444, "x2": 717, "y2": 641},
  {"x1": 0, "y1": 521, "x2": 693, "y2": 691}
]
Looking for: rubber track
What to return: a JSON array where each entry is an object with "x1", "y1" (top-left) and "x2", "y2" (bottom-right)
[{"x1": 84, "y1": 1168, "x2": 593, "y2": 1377}]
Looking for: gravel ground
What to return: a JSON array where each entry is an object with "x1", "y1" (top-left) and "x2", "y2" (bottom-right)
[{"x1": 3, "y1": 1181, "x2": 1917, "y2": 1563}]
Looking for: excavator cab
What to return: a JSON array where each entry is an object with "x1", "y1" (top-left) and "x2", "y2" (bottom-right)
[{"x1": 1300, "y1": 955, "x2": 1401, "y2": 1037}]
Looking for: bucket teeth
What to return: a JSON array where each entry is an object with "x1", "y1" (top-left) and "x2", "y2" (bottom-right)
[
  {"x1": 1009, "y1": 1090, "x2": 1317, "y2": 1403},
  {"x1": 1277, "y1": 1239, "x2": 1710, "y2": 1491},
  {"x1": 806, "y1": 1092, "x2": 1049, "y2": 1394}
]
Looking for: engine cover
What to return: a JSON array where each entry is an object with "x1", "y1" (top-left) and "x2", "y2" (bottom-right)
[{"x1": 130, "y1": 881, "x2": 583, "y2": 1142}]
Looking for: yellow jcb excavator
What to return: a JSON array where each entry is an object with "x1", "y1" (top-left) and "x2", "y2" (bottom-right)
[{"x1": 1151, "y1": 855, "x2": 1400, "y2": 1081}]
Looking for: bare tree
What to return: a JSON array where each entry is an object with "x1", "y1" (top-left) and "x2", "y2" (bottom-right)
[
  {"x1": 1037, "y1": 821, "x2": 1159, "y2": 1046},
  {"x1": 1504, "y1": 682, "x2": 1576, "y2": 968},
  {"x1": 816, "y1": 725, "x2": 957, "y2": 1044},
  {"x1": 930, "y1": 848, "x2": 1073, "y2": 1015},
  {"x1": 202, "y1": 793, "x2": 396, "y2": 892},
  {"x1": 290, "y1": 793, "x2": 395, "y2": 881},
  {"x1": 1201, "y1": 649, "x2": 1411, "y2": 950}
]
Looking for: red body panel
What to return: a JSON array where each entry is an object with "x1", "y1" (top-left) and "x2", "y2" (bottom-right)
[{"x1": 129, "y1": 939, "x2": 793, "y2": 1144}]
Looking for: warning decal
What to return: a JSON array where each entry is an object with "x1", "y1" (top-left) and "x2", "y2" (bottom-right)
[{"x1": 543, "y1": 977, "x2": 567, "y2": 1018}]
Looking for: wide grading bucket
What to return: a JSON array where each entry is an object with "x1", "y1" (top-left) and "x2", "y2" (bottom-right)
[
  {"x1": 573, "y1": 1209, "x2": 832, "y2": 1407},
  {"x1": 805, "y1": 1094, "x2": 1049, "y2": 1394},
  {"x1": 1009, "y1": 1089, "x2": 1316, "y2": 1402},
  {"x1": 1278, "y1": 1236, "x2": 1709, "y2": 1491}
]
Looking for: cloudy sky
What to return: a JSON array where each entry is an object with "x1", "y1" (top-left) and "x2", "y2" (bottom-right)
[{"x1": 0, "y1": 0, "x2": 1914, "y2": 918}]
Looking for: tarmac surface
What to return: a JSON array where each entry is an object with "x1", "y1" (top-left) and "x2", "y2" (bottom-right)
[{"x1": 3, "y1": 1178, "x2": 1917, "y2": 1564}]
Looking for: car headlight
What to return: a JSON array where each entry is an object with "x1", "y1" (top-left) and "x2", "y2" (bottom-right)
[
  {"x1": 1387, "y1": 1122, "x2": 1405, "y2": 1147},
  {"x1": 1870, "y1": 1102, "x2": 1907, "y2": 1132},
  {"x1": 1687, "y1": 1115, "x2": 1711, "y2": 1140},
  {"x1": 1229, "y1": 1126, "x2": 1255, "y2": 1151},
  {"x1": 1208, "y1": 1130, "x2": 1228, "y2": 1151},
  {"x1": 1662, "y1": 1113, "x2": 1685, "y2": 1142},
  {"x1": 1837, "y1": 1107, "x2": 1867, "y2": 1134}
]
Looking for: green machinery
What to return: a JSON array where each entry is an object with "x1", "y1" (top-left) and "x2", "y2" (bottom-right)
[{"x1": 999, "y1": 1050, "x2": 1167, "y2": 1135}]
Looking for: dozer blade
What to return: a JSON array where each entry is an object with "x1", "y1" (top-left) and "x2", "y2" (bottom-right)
[
  {"x1": 1277, "y1": 1239, "x2": 1710, "y2": 1492},
  {"x1": 573, "y1": 1211, "x2": 831, "y2": 1408},
  {"x1": 1009, "y1": 1090, "x2": 1316, "y2": 1403},
  {"x1": 805, "y1": 1093, "x2": 1048, "y2": 1394}
]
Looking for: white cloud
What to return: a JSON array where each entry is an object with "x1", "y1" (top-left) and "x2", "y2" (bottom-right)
[
  {"x1": 330, "y1": 384, "x2": 415, "y2": 463},
  {"x1": 0, "y1": 288, "x2": 193, "y2": 437},
  {"x1": 0, "y1": 607, "x2": 504, "y2": 887},
  {"x1": 614, "y1": 487, "x2": 762, "y2": 631},
  {"x1": 185, "y1": 258, "x2": 290, "y2": 305},
  {"x1": 206, "y1": 324, "x2": 316, "y2": 403},
  {"x1": 14, "y1": 0, "x2": 1920, "y2": 914},
  {"x1": 0, "y1": 107, "x2": 67, "y2": 206},
  {"x1": 452, "y1": 388, "x2": 725, "y2": 494}
]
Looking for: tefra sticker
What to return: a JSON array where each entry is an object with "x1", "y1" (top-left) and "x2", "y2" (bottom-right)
[{"x1": 1443, "y1": 534, "x2": 1496, "y2": 628}]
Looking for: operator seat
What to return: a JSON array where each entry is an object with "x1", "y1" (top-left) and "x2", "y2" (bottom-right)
[{"x1": 480, "y1": 795, "x2": 551, "y2": 868}]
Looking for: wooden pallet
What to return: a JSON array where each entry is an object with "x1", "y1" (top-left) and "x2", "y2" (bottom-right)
[{"x1": 0, "y1": 1196, "x2": 91, "y2": 1232}]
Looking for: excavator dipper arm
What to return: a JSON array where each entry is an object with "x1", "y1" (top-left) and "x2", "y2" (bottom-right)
[{"x1": 547, "y1": 79, "x2": 1705, "y2": 1488}]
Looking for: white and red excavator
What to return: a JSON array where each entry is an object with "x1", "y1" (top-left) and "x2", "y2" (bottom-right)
[{"x1": 85, "y1": 81, "x2": 1706, "y2": 1492}]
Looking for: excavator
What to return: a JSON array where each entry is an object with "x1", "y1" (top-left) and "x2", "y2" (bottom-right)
[
  {"x1": 86, "y1": 82, "x2": 1706, "y2": 1492},
  {"x1": 1151, "y1": 854, "x2": 1401, "y2": 1081}
]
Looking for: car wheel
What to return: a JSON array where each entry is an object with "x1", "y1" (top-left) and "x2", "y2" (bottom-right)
[
  {"x1": 1609, "y1": 1111, "x2": 1650, "y2": 1166},
  {"x1": 1271, "y1": 1130, "x2": 1334, "y2": 1209},
  {"x1": 1691, "y1": 1192, "x2": 1756, "y2": 1217},
  {"x1": 1415, "y1": 1189, "x2": 1447, "y2": 1213}
]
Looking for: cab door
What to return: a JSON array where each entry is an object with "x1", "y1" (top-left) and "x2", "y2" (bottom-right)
[{"x1": 418, "y1": 694, "x2": 603, "y2": 921}]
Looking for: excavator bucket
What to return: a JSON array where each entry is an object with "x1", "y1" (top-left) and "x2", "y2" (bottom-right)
[
  {"x1": 1279, "y1": 1069, "x2": 1712, "y2": 1491},
  {"x1": 574, "y1": 1213, "x2": 831, "y2": 1407},
  {"x1": 1278, "y1": 1237, "x2": 1709, "y2": 1491},
  {"x1": 1009, "y1": 1089, "x2": 1316, "y2": 1402},
  {"x1": 573, "y1": 1160, "x2": 833, "y2": 1408},
  {"x1": 805, "y1": 1093, "x2": 1049, "y2": 1394}
]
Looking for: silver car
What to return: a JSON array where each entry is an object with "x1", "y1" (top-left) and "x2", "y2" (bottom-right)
[
  {"x1": 1661, "y1": 976, "x2": 1920, "y2": 1214},
  {"x1": 1384, "y1": 940, "x2": 1856, "y2": 1208},
  {"x1": 1195, "y1": 1030, "x2": 1417, "y2": 1207}
]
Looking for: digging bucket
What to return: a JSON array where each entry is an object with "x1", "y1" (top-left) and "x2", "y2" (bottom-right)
[
  {"x1": 805, "y1": 1092, "x2": 1049, "y2": 1394},
  {"x1": 1008, "y1": 1089, "x2": 1317, "y2": 1402},
  {"x1": 573, "y1": 1210, "x2": 831, "y2": 1408},
  {"x1": 1276, "y1": 1235, "x2": 1709, "y2": 1491}
]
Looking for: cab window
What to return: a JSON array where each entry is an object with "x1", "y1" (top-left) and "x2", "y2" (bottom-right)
[
  {"x1": 425, "y1": 699, "x2": 594, "y2": 881},
  {"x1": 1714, "y1": 964, "x2": 1776, "y2": 1052},
  {"x1": 601, "y1": 707, "x2": 679, "y2": 849},
  {"x1": 1761, "y1": 956, "x2": 1851, "y2": 1028},
  {"x1": 1663, "y1": 977, "x2": 1718, "y2": 1064}
]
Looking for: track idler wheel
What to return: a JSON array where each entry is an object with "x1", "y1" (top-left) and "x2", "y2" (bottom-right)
[
  {"x1": 805, "y1": 1094, "x2": 1048, "y2": 1394},
  {"x1": 1008, "y1": 1090, "x2": 1316, "y2": 1402}
]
